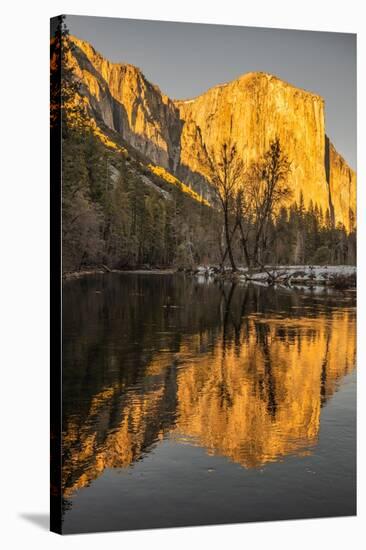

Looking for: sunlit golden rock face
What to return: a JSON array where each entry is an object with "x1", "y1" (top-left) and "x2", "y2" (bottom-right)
[
  {"x1": 62, "y1": 306, "x2": 355, "y2": 497},
  {"x1": 175, "y1": 74, "x2": 328, "y2": 204},
  {"x1": 67, "y1": 35, "x2": 356, "y2": 229},
  {"x1": 328, "y1": 142, "x2": 356, "y2": 229}
]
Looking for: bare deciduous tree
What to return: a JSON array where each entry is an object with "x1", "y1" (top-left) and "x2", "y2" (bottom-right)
[
  {"x1": 208, "y1": 142, "x2": 245, "y2": 271},
  {"x1": 236, "y1": 137, "x2": 292, "y2": 269}
]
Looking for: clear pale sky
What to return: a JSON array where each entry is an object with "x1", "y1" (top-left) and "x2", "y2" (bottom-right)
[{"x1": 66, "y1": 15, "x2": 356, "y2": 169}]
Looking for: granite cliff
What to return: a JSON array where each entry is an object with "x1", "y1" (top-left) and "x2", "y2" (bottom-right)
[{"x1": 68, "y1": 35, "x2": 356, "y2": 230}]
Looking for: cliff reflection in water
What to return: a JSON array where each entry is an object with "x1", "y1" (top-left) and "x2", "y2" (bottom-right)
[{"x1": 62, "y1": 274, "x2": 356, "y2": 498}]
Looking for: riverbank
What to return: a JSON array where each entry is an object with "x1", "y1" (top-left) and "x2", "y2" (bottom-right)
[
  {"x1": 62, "y1": 264, "x2": 356, "y2": 290},
  {"x1": 193, "y1": 264, "x2": 356, "y2": 289},
  {"x1": 62, "y1": 266, "x2": 176, "y2": 280}
]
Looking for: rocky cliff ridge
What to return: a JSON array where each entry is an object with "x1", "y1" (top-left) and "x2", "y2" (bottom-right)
[{"x1": 68, "y1": 35, "x2": 356, "y2": 230}]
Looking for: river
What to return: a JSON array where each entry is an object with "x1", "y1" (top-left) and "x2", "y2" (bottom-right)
[{"x1": 61, "y1": 273, "x2": 356, "y2": 533}]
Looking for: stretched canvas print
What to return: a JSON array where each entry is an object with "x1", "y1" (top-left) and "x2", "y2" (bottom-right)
[{"x1": 50, "y1": 14, "x2": 357, "y2": 534}]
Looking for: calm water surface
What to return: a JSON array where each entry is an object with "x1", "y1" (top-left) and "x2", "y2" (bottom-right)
[{"x1": 62, "y1": 273, "x2": 356, "y2": 533}]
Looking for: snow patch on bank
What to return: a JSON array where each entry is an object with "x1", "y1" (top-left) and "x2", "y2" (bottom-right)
[{"x1": 194, "y1": 265, "x2": 356, "y2": 287}]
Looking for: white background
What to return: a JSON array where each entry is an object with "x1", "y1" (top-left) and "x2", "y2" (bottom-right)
[{"x1": 0, "y1": 0, "x2": 364, "y2": 547}]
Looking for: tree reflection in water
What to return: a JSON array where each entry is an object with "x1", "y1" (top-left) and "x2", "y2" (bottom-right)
[{"x1": 61, "y1": 274, "x2": 356, "y2": 503}]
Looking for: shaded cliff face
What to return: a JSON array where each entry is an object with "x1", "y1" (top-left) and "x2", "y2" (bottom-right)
[
  {"x1": 68, "y1": 36, "x2": 182, "y2": 169},
  {"x1": 68, "y1": 36, "x2": 356, "y2": 230}
]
